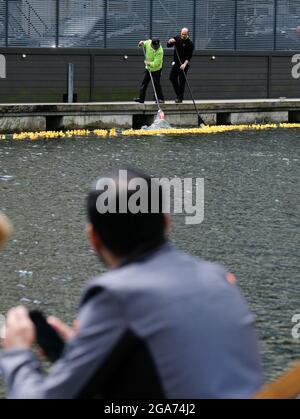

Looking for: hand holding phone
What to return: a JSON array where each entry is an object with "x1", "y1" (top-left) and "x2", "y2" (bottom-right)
[{"x1": 29, "y1": 310, "x2": 65, "y2": 363}]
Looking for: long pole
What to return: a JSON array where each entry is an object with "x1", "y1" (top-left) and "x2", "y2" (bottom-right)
[
  {"x1": 174, "y1": 45, "x2": 205, "y2": 126},
  {"x1": 142, "y1": 46, "x2": 161, "y2": 114}
]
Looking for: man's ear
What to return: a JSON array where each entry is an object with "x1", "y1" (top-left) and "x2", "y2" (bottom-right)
[{"x1": 86, "y1": 223, "x2": 102, "y2": 253}]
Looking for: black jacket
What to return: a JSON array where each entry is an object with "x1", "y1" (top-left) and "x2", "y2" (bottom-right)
[{"x1": 167, "y1": 36, "x2": 194, "y2": 65}]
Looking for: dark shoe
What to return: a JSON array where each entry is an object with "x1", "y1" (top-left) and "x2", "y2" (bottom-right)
[
  {"x1": 158, "y1": 99, "x2": 165, "y2": 104},
  {"x1": 175, "y1": 98, "x2": 182, "y2": 103},
  {"x1": 134, "y1": 98, "x2": 144, "y2": 103}
]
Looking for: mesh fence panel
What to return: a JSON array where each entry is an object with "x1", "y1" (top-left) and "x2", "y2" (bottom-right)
[
  {"x1": 107, "y1": 0, "x2": 150, "y2": 48},
  {"x1": 152, "y1": 0, "x2": 194, "y2": 43},
  {"x1": 195, "y1": 0, "x2": 235, "y2": 50},
  {"x1": 0, "y1": 0, "x2": 5, "y2": 46},
  {"x1": 0, "y1": 0, "x2": 300, "y2": 50},
  {"x1": 8, "y1": 0, "x2": 56, "y2": 47},
  {"x1": 276, "y1": 0, "x2": 300, "y2": 50},
  {"x1": 236, "y1": 0, "x2": 275, "y2": 50},
  {"x1": 59, "y1": 0, "x2": 104, "y2": 48}
]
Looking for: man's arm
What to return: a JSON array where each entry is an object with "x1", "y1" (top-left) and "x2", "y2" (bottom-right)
[
  {"x1": 180, "y1": 42, "x2": 194, "y2": 70},
  {"x1": 0, "y1": 290, "x2": 126, "y2": 399},
  {"x1": 167, "y1": 37, "x2": 176, "y2": 48}
]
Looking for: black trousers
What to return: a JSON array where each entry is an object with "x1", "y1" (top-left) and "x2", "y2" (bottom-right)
[
  {"x1": 169, "y1": 64, "x2": 189, "y2": 100},
  {"x1": 139, "y1": 69, "x2": 164, "y2": 101}
]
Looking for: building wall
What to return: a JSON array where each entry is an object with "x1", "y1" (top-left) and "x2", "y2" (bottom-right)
[{"x1": 0, "y1": 48, "x2": 298, "y2": 103}]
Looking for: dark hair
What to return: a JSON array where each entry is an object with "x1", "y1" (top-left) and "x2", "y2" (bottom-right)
[{"x1": 87, "y1": 168, "x2": 166, "y2": 257}]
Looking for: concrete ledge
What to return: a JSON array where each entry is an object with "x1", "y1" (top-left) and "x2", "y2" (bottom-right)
[
  {"x1": 0, "y1": 116, "x2": 46, "y2": 132},
  {"x1": 228, "y1": 111, "x2": 289, "y2": 125},
  {"x1": 1, "y1": 99, "x2": 300, "y2": 116},
  {"x1": 166, "y1": 113, "x2": 217, "y2": 127},
  {"x1": 62, "y1": 115, "x2": 132, "y2": 129},
  {"x1": 0, "y1": 99, "x2": 299, "y2": 131}
]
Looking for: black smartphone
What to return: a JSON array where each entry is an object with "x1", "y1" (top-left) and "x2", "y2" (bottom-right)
[{"x1": 29, "y1": 310, "x2": 65, "y2": 363}]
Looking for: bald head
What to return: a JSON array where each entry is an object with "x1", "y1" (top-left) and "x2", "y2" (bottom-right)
[
  {"x1": 0, "y1": 213, "x2": 12, "y2": 248},
  {"x1": 180, "y1": 28, "x2": 189, "y2": 40}
]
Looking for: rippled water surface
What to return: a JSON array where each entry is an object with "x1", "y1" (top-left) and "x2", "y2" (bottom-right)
[{"x1": 0, "y1": 129, "x2": 299, "y2": 395}]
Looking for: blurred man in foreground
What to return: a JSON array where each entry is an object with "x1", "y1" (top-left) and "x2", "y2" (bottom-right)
[{"x1": 0, "y1": 169, "x2": 262, "y2": 399}]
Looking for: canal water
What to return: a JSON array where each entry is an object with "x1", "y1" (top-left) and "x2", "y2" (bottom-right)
[{"x1": 0, "y1": 129, "x2": 299, "y2": 395}]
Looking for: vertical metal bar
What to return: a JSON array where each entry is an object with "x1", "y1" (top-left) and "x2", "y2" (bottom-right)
[
  {"x1": 150, "y1": 0, "x2": 153, "y2": 39},
  {"x1": 104, "y1": 0, "x2": 107, "y2": 48},
  {"x1": 193, "y1": 0, "x2": 196, "y2": 44},
  {"x1": 56, "y1": 0, "x2": 59, "y2": 47},
  {"x1": 234, "y1": 0, "x2": 238, "y2": 50},
  {"x1": 67, "y1": 63, "x2": 74, "y2": 103},
  {"x1": 5, "y1": 0, "x2": 8, "y2": 48},
  {"x1": 273, "y1": 0, "x2": 278, "y2": 51}
]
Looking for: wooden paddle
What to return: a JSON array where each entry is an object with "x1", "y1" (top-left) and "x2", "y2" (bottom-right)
[
  {"x1": 0, "y1": 212, "x2": 13, "y2": 248},
  {"x1": 254, "y1": 362, "x2": 300, "y2": 399}
]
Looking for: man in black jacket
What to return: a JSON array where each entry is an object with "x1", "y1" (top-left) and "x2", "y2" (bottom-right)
[{"x1": 167, "y1": 27, "x2": 194, "y2": 103}]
